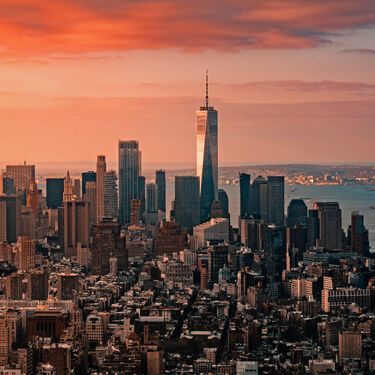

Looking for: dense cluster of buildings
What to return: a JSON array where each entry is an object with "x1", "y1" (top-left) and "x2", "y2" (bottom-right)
[{"x1": 0, "y1": 76, "x2": 374, "y2": 374}]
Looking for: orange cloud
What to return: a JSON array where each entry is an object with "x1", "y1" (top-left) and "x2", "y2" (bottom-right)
[{"x1": 0, "y1": 0, "x2": 374, "y2": 56}]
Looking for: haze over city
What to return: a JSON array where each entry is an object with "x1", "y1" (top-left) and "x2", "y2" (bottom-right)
[{"x1": 1, "y1": 1, "x2": 375, "y2": 165}]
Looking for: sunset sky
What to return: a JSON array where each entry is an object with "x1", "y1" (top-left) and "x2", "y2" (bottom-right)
[{"x1": 1, "y1": 1, "x2": 375, "y2": 168}]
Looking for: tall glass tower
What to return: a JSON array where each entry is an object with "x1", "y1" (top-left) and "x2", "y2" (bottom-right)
[
  {"x1": 196, "y1": 72, "x2": 218, "y2": 222},
  {"x1": 118, "y1": 140, "x2": 141, "y2": 225}
]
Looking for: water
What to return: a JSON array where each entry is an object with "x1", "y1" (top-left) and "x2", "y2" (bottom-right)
[{"x1": 166, "y1": 183, "x2": 375, "y2": 248}]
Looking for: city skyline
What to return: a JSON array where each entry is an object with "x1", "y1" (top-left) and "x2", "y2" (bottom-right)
[{"x1": 1, "y1": 2, "x2": 375, "y2": 165}]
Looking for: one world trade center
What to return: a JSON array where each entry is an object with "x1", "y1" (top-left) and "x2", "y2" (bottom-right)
[{"x1": 196, "y1": 72, "x2": 218, "y2": 222}]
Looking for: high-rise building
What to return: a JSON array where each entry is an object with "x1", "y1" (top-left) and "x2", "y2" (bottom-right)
[
  {"x1": 104, "y1": 170, "x2": 118, "y2": 219},
  {"x1": 208, "y1": 244, "x2": 229, "y2": 284},
  {"x1": 0, "y1": 194, "x2": 22, "y2": 243},
  {"x1": 155, "y1": 170, "x2": 166, "y2": 213},
  {"x1": 84, "y1": 181, "x2": 96, "y2": 225},
  {"x1": 26, "y1": 179, "x2": 39, "y2": 216},
  {"x1": 239, "y1": 173, "x2": 251, "y2": 218},
  {"x1": 267, "y1": 176, "x2": 284, "y2": 226},
  {"x1": 5, "y1": 163, "x2": 35, "y2": 191},
  {"x1": 349, "y1": 211, "x2": 369, "y2": 256},
  {"x1": 287, "y1": 199, "x2": 307, "y2": 228},
  {"x1": 130, "y1": 199, "x2": 142, "y2": 226},
  {"x1": 62, "y1": 201, "x2": 90, "y2": 257},
  {"x1": 339, "y1": 330, "x2": 362, "y2": 366},
  {"x1": 63, "y1": 171, "x2": 74, "y2": 202},
  {"x1": 146, "y1": 183, "x2": 158, "y2": 213},
  {"x1": 0, "y1": 172, "x2": 15, "y2": 196},
  {"x1": 73, "y1": 179, "x2": 81, "y2": 200},
  {"x1": 138, "y1": 175, "x2": 146, "y2": 221},
  {"x1": 197, "y1": 72, "x2": 218, "y2": 222},
  {"x1": 96, "y1": 155, "x2": 106, "y2": 222},
  {"x1": 218, "y1": 189, "x2": 229, "y2": 219},
  {"x1": 307, "y1": 209, "x2": 320, "y2": 249},
  {"x1": 314, "y1": 202, "x2": 342, "y2": 250},
  {"x1": 250, "y1": 176, "x2": 268, "y2": 220},
  {"x1": 57, "y1": 273, "x2": 79, "y2": 300},
  {"x1": 92, "y1": 218, "x2": 127, "y2": 275},
  {"x1": 15, "y1": 236, "x2": 35, "y2": 271},
  {"x1": 26, "y1": 268, "x2": 49, "y2": 300},
  {"x1": 174, "y1": 176, "x2": 200, "y2": 233},
  {"x1": 46, "y1": 178, "x2": 64, "y2": 209},
  {"x1": 81, "y1": 171, "x2": 96, "y2": 196},
  {"x1": 154, "y1": 221, "x2": 186, "y2": 256},
  {"x1": 118, "y1": 141, "x2": 142, "y2": 225}
]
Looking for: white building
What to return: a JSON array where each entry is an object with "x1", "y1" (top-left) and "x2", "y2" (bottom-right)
[
  {"x1": 193, "y1": 218, "x2": 229, "y2": 249},
  {"x1": 236, "y1": 361, "x2": 258, "y2": 375}
]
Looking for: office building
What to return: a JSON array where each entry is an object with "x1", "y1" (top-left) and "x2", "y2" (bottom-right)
[
  {"x1": 154, "y1": 221, "x2": 186, "y2": 256},
  {"x1": 84, "y1": 181, "x2": 96, "y2": 225},
  {"x1": 174, "y1": 176, "x2": 200, "y2": 233},
  {"x1": 250, "y1": 176, "x2": 268, "y2": 220},
  {"x1": 0, "y1": 172, "x2": 15, "y2": 196},
  {"x1": 46, "y1": 178, "x2": 64, "y2": 209},
  {"x1": 26, "y1": 179, "x2": 39, "y2": 216},
  {"x1": 339, "y1": 330, "x2": 362, "y2": 366},
  {"x1": 57, "y1": 273, "x2": 79, "y2": 300},
  {"x1": 236, "y1": 361, "x2": 258, "y2": 375},
  {"x1": 63, "y1": 171, "x2": 74, "y2": 203},
  {"x1": 286, "y1": 199, "x2": 307, "y2": 227},
  {"x1": 0, "y1": 194, "x2": 22, "y2": 243},
  {"x1": 349, "y1": 211, "x2": 369, "y2": 256},
  {"x1": 81, "y1": 171, "x2": 96, "y2": 196},
  {"x1": 314, "y1": 202, "x2": 342, "y2": 249},
  {"x1": 146, "y1": 183, "x2": 158, "y2": 213},
  {"x1": 96, "y1": 155, "x2": 106, "y2": 222},
  {"x1": 73, "y1": 179, "x2": 81, "y2": 200},
  {"x1": 62, "y1": 201, "x2": 90, "y2": 257},
  {"x1": 218, "y1": 189, "x2": 229, "y2": 219},
  {"x1": 92, "y1": 218, "x2": 127, "y2": 275},
  {"x1": 197, "y1": 72, "x2": 218, "y2": 222},
  {"x1": 306, "y1": 209, "x2": 320, "y2": 249},
  {"x1": 118, "y1": 141, "x2": 142, "y2": 225},
  {"x1": 5, "y1": 163, "x2": 35, "y2": 191},
  {"x1": 155, "y1": 169, "x2": 166, "y2": 213},
  {"x1": 239, "y1": 173, "x2": 251, "y2": 218},
  {"x1": 15, "y1": 236, "x2": 35, "y2": 271},
  {"x1": 193, "y1": 218, "x2": 229, "y2": 249},
  {"x1": 26, "y1": 268, "x2": 49, "y2": 300},
  {"x1": 267, "y1": 176, "x2": 284, "y2": 226},
  {"x1": 104, "y1": 170, "x2": 118, "y2": 219},
  {"x1": 208, "y1": 244, "x2": 229, "y2": 284}
]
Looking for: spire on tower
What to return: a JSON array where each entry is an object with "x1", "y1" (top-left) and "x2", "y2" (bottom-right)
[{"x1": 205, "y1": 70, "x2": 209, "y2": 109}]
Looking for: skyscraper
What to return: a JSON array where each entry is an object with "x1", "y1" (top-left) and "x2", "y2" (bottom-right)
[
  {"x1": 146, "y1": 183, "x2": 158, "y2": 213},
  {"x1": 104, "y1": 170, "x2": 118, "y2": 219},
  {"x1": 314, "y1": 202, "x2": 342, "y2": 250},
  {"x1": 349, "y1": 211, "x2": 369, "y2": 256},
  {"x1": 118, "y1": 141, "x2": 141, "y2": 225},
  {"x1": 250, "y1": 176, "x2": 268, "y2": 220},
  {"x1": 63, "y1": 171, "x2": 74, "y2": 203},
  {"x1": 196, "y1": 72, "x2": 218, "y2": 222},
  {"x1": 85, "y1": 181, "x2": 96, "y2": 225},
  {"x1": 155, "y1": 169, "x2": 166, "y2": 213},
  {"x1": 81, "y1": 171, "x2": 96, "y2": 196},
  {"x1": 0, "y1": 173, "x2": 15, "y2": 196},
  {"x1": 174, "y1": 176, "x2": 200, "y2": 233},
  {"x1": 267, "y1": 176, "x2": 284, "y2": 226},
  {"x1": 239, "y1": 173, "x2": 251, "y2": 218},
  {"x1": 5, "y1": 163, "x2": 35, "y2": 191},
  {"x1": 307, "y1": 209, "x2": 320, "y2": 249},
  {"x1": 218, "y1": 189, "x2": 229, "y2": 219},
  {"x1": 96, "y1": 155, "x2": 106, "y2": 222},
  {"x1": 286, "y1": 199, "x2": 307, "y2": 228},
  {"x1": 46, "y1": 178, "x2": 64, "y2": 209}
]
